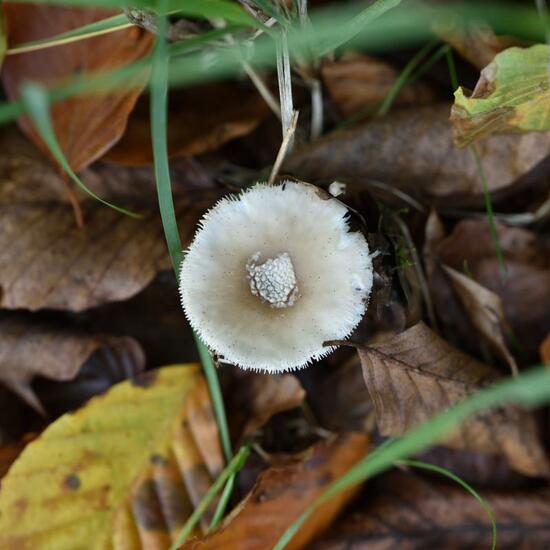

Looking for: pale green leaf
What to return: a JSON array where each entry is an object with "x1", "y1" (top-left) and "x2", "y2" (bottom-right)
[{"x1": 452, "y1": 44, "x2": 550, "y2": 147}]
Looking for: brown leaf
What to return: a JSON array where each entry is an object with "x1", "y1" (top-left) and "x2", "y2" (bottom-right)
[
  {"x1": 2, "y1": 4, "x2": 153, "y2": 172},
  {"x1": 284, "y1": 104, "x2": 550, "y2": 207},
  {"x1": 442, "y1": 265, "x2": 518, "y2": 375},
  {"x1": 311, "y1": 471, "x2": 550, "y2": 549},
  {"x1": 358, "y1": 322, "x2": 550, "y2": 477},
  {"x1": 0, "y1": 315, "x2": 145, "y2": 413},
  {"x1": 183, "y1": 433, "x2": 370, "y2": 550},
  {"x1": 321, "y1": 52, "x2": 435, "y2": 118},
  {"x1": 433, "y1": 219, "x2": 550, "y2": 358},
  {"x1": 227, "y1": 371, "x2": 306, "y2": 439},
  {"x1": 310, "y1": 354, "x2": 375, "y2": 433},
  {"x1": 436, "y1": 23, "x2": 520, "y2": 70},
  {"x1": 0, "y1": 131, "x2": 220, "y2": 311},
  {"x1": 106, "y1": 83, "x2": 270, "y2": 166},
  {"x1": 416, "y1": 446, "x2": 531, "y2": 490},
  {"x1": 0, "y1": 126, "x2": 218, "y2": 204}
]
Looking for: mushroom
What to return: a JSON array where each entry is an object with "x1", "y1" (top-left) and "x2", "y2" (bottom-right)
[{"x1": 179, "y1": 181, "x2": 373, "y2": 372}]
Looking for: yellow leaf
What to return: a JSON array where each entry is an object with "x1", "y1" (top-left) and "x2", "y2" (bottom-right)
[
  {"x1": 451, "y1": 45, "x2": 550, "y2": 147},
  {"x1": 0, "y1": 365, "x2": 224, "y2": 549}
]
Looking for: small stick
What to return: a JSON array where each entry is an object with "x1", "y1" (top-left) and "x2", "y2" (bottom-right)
[{"x1": 267, "y1": 110, "x2": 299, "y2": 186}]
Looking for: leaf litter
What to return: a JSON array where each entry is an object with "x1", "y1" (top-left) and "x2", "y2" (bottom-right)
[{"x1": 0, "y1": 2, "x2": 549, "y2": 549}]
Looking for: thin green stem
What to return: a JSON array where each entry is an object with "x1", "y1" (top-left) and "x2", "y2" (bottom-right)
[
  {"x1": 377, "y1": 38, "x2": 438, "y2": 116},
  {"x1": 20, "y1": 83, "x2": 141, "y2": 219},
  {"x1": 7, "y1": 16, "x2": 133, "y2": 55},
  {"x1": 399, "y1": 459, "x2": 496, "y2": 550},
  {"x1": 208, "y1": 474, "x2": 236, "y2": 532},
  {"x1": 170, "y1": 446, "x2": 250, "y2": 549},
  {"x1": 149, "y1": 9, "x2": 233, "y2": 464}
]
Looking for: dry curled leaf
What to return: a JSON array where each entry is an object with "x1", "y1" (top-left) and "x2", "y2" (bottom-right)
[
  {"x1": 311, "y1": 471, "x2": 550, "y2": 549},
  {"x1": 0, "y1": 315, "x2": 145, "y2": 414},
  {"x1": 285, "y1": 104, "x2": 550, "y2": 207},
  {"x1": 1, "y1": 4, "x2": 153, "y2": 172},
  {"x1": 359, "y1": 322, "x2": 550, "y2": 477},
  {"x1": 106, "y1": 83, "x2": 270, "y2": 166},
  {"x1": 183, "y1": 433, "x2": 369, "y2": 550},
  {"x1": 442, "y1": 265, "x2": 518, "y2": 375},
  {"x1": 432, "y1": 219, "x2": 550, "y2": 358},
  {"x1": 0, "y1": 365, "x2": 224, "y2": 547},
  {"x1": 321, "y1": 52, "x2": 435, "y2": 118}
]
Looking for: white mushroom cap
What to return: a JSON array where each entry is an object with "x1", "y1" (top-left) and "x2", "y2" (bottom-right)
[{"x1": 179, "y1": 181, "x2": 373, "y2": 372}]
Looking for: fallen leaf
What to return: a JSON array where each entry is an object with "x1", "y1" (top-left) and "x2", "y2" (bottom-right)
[
  {"x1": 311, "y1": 471, "x2": 550, "y2": 549},
  {"x1": 183, "y1": 433, "x2": 369, "y2": 550},
  {"x1": 452, "y1": 45, "x2": 550, "y2": 147},
  {"x1": 0, "y1": 126, "x2": 219, "y2": 205},
  {"x1": 226, "y1": 370, "x2": 306, "y2": 439},
  {"x1": 0, "y1": 434, "x2": 35, "y2": 479},
  {"x1": 541, "y1": 332, "x2": 550, "y2": 365},
  {"x1": 1, "y1": 4, "x2": 153, "y2": 172},
  {"x1": 285, "y1": 104, "x2": 550, "y2": 207},
  {"x1": 0, "y1": 131, "x2": 220, "y2": 311},
  {"x1": 309, "y1": 354, "x2": 376, "y2": 433},
  {"x1": 321, "y1": 52, "x2": 435, "y2": 118},
  {"x1": 416, "y1": 446, "x2": 531, "y2": 490},
  {"x1": 436, "y1": 22, "x2": 520, "y2": 70},
  {"x1": 358, "y1": 322, "x2": 550, "y2": 477},
  {"x1": 0, "y1": 315, "x2": 145, "y2": 414},
  {"x1": 433, "y1": 219, "x2": 550, "y2": 358},
  {"x1": 0, "y1": 365, "x2": 224, "y2": 546},
  {"x1": 106, "y1": 83, "x2": 270, "y2": 166},
  {"x1": 442, "y1": 265, "x2": 518, "y2": 375}
]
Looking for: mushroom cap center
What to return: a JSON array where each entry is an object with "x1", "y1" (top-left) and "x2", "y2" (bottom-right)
[{"x1": 246, "y1": 252, "x2": 300, "y2": 309}]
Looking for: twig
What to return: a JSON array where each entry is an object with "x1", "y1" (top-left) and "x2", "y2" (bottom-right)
[
  {"x1": 268, "y1": 110, "x2": 299, "y2": 185},
  {"x1": 276, "y1": 27, "x2": 295, "y2": 145}
]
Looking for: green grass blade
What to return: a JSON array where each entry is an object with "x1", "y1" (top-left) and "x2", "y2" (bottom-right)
[
  {"x1": 20, "y1": 82, "x2": 141, "y2": 218},
  {"x1": 149, "y1": 10, "x2": 233, "y2": 462},
  {"x1": 13, "y1": 0, "x2": 258, "y2": 26},
  {"x1": 0, "y1": 2, "x2": 546, "y2": 128},
  {"x1": 274, "y1": 365, "x2": 550, "y2": 549},
  {"x1": 6, "y1": 14, "x2": 131, "y2": 55},
  {"x1": 319, "y1": 0, "x2": 402, "y2": 55},
  {"x1": 208, "y1": 473, "x2": 236, "y2": 532},
  {"x1": 472, "y1": 146, "x2": 508, "y2": 280},
  {"x1": 378, "y1": 38, "x2": 438, "y2": 116},
  {"x1": 170, "y1": 445, "x2": 250, "y2": 549},
  {"x1": 399, "y1": 459, "x2": 497, "y2": 550}
]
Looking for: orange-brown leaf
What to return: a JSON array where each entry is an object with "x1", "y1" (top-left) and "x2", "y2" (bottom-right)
[
  {"x1": 2, "y1": 4, "x2": 153, "y2": 172},
  {"x1": 183, "y1": 433, "x2": 369, "y2": 550},
  {"x1": 107, "y1": 83, "x2": 270, "y2": 166}
]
